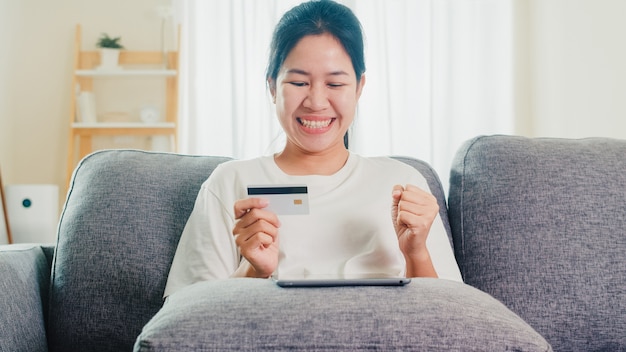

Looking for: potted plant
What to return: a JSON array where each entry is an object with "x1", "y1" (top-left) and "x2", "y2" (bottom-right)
[{"x1": 96, "y1": 33, "x2": 124, "y2": 70}]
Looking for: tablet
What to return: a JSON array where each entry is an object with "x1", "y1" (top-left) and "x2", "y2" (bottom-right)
[{"x1": 274, "y1": 277, "x2": 411, "y2": 287}]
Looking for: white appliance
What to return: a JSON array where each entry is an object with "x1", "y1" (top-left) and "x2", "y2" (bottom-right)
[{"x1": 4, "y1": 184, "x2": 59, "y2": 243}]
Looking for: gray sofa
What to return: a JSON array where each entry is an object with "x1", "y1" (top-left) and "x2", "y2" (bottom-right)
[{"x1": 0, "y1": 135, "x2": 624, "y2": 351}]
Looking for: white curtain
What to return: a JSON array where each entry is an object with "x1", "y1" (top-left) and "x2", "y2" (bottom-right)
[{"x1": 174, "y1": 0, "x2": 514, "y2": 189}]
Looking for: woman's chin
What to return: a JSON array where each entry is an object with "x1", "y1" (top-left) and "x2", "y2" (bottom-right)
[{"x1": 291, "y1": 139, "x2": 347, "y2": 155}]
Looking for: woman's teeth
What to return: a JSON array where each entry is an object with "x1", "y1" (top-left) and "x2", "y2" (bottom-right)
[{"x1": 298, "y1": 118, "x2": 332, "y2": 129}]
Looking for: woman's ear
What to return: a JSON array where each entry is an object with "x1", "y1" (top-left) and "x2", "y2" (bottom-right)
[{"x1": 268, "y1": 79, "x2": 277, "y2": 103}]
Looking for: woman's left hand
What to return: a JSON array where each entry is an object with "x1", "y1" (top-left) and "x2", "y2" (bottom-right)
[{"x1": 391, "y1": 184, "x2": 438, "y2": 277}]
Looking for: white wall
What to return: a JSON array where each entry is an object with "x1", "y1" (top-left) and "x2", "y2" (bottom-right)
[
  {"x1": 0, "y1": 0, "x2": 20, "y2": 183},
  {"x1": 525, "y1": 0, "x2": 626, "y2": 138},
  {"x1": 0, "y1": 0, "x2": 173, "y2": 206}
]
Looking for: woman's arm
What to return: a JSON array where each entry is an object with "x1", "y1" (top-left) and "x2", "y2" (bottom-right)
[
  {"x1": 391, "y1": 184, "x2": 438, "y2": 278},
  {"x1": 164, "y1": 185, "x2": 241, "y2": 297}
]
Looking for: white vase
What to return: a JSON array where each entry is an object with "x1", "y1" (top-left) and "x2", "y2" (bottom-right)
[{"x1": 97, "y1": 48, "x2": 121, "y2": 71}]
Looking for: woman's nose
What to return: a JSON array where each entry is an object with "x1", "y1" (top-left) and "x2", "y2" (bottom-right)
[{"x1": 303, "y1": 84, "x2": 329, "y2": 110}]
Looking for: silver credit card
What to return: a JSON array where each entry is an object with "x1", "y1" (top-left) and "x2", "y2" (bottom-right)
[{"x1": 247, "y1": 185, "x2": 309, "y2": 215}]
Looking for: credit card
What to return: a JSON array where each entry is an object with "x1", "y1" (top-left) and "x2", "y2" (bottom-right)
[{"x1": 247, "y1": 185, "x2": 309, "y2": 215}]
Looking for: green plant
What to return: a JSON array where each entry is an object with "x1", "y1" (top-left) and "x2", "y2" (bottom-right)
[{"x1": 96, "y1": 33, "x2": 124, "y2": 49}]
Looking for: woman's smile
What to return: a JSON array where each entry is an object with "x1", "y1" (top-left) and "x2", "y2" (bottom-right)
[{"x1": 297, "y1": 117, "x2": 335, "y2": 132}]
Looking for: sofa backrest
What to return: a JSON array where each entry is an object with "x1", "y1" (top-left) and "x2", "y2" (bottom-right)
[
  {"x1": 448, "y1": 135, "x2": 626, "y2": 351},
  {"x1": 47, "y1": 150, "x2": 450, "y2": 352},
  {"x1": 48, "y1": 150, "x2": 231, "y2": 352}
]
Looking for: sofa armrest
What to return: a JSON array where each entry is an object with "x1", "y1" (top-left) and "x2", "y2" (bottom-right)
[
  {"x1": 448, "y1": 135, "x2": 626, "y2": 351},
  {"x1": 135, "y1": 278, "x2": 551, "y2": 351},
  {"x1": 0, "y1": 244, "x2": 51, "y2": 351}
]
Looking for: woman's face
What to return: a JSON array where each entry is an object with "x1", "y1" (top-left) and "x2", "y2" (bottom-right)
[{"x1": 271, "y1": 33, "x2": 365, "y2": 156}]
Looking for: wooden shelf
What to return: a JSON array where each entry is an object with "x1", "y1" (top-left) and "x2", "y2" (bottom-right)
[
  {"x1": 72, "y1": 122, "x2": 176, "y2": 128},
  {"x1": 66, "y1": 24, "x2": 179, "y2": 186},
  {"x1": 75, "y1": 69, "x2": 177, "y2": 77}
]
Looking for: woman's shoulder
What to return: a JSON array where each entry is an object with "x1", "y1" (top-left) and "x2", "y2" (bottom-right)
[
  {"x1": 212, "y1": 156, "x2": 270, "y2": 174},
  {"x1": 354, "y1": 154, "x2": 431, "y2": 189},
  {"x1": 202, "y1": 155, "x2": 274, "y2": 189},
  {"x1": 356, "y1": 154, "x2": 425, "y2": 173}
]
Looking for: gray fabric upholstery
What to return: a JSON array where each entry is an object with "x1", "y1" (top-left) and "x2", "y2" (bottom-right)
[
  {"x1": 135, "y1": 278, "x2": 551, "y2": 351},
  {"x1": 2, "y1": 148, "x2": 560, "y2": 351},
  {"x1": 448, "y1": 135, "x2": 626, "y2": 352},
  {"x1": 41, "y1": 244, "x2": 55, "y2": 270},
  {"x1": 0, "y1": 244, "x2": 50, "y2": 352},
  {"x1": 45, "y1": 150, "x2": 458, "y2": 352},
  {"x1": 47, "y1": 150, "x2": 231, "y2": 352}
]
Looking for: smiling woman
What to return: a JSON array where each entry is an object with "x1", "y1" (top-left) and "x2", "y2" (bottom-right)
[
  {"x1": 164, "y1": 0, "x2": 463, "y2": 299},
  {"x1": 175, "y1": 0, "x2": 515, "y2": 186}
]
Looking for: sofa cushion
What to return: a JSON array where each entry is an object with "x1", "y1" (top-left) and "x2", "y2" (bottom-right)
[
  {"x1": 135, "y1": 278, "x2": 551, "y2": 351},
  {"x1": 47, "y1": 150, "x2": 231, "y2": 352},
  {"x1": 0, "y1": 244, "x2": 50, "y2": 352},
  {"x1": 448, "y1": 135, "x2": 626, "y2": 351}
]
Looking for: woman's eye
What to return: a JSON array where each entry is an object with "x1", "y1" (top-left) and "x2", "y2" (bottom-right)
[
  {"x1": 289, "y1": 82, "x2": 307, "y2": 87},
  {"x1": 328, "y1": 83, "x2": 346, "y2": 88}
]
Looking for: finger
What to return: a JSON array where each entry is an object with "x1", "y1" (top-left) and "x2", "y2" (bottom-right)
[
  {"x1": 235, "y1": 226, "x2": 278, "y2": 250},
  {"x1": 396, "y1": 210, "x2": 434, "y2": 235},
  {"x1": 234, "y1": 197, "x2": 269, "y2": 219},
  {"x1": 391, "y1": 184, "x2": 404, "y2": 206},
  {"x1": 252, "y1": 232, "x2": 275, "y2": 248},
  {"x1": 401, "y1": 184, "x2": 431, "y2": 200},
  {"x1": 396, "y1": 198, "x2": 439, "y2": 224},
  {"x1": 397, "y1": 201, "x2": 431, "y2": 217},
  {"x1": 233, "y1": 209, "x2": 281, "y2": 237},
  {"x1": 250, "y1": 208, "x2": 281, "y2": 228},
  {"x1": 235, "y1": 208, "x2": 268, "y2": 229},
  {"x1": 400, "y1": 185, "x2": 438, "y2": 208},
  {"x1": 237, "y1": 231, "x2": 276, "y2": 250}
]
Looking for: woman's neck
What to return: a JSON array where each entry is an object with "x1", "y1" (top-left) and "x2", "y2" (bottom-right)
[{"x1": 274, "y1": 146, "x2": 349, "y2": 176}]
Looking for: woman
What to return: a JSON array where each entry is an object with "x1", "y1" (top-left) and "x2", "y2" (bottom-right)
[{"x1": 164, "y1": 0, "x2": 461, "y2": 298}]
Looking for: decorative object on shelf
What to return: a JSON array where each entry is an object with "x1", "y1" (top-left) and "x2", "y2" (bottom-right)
[
  {"x1": 0, "y1": 166, "x2": 12, "y2": 244},
  {"x1": 96, "y1": 33, "x2": 124, "y2": 71},
  {"x1": 77, "y1": 91, "x2": 97, "y2": 123},
  {"x1": 140, "y1": 105, "x2": 161, "y2": 123}
]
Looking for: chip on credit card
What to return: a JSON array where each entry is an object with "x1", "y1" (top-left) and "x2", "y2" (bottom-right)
[{"x1": 247, "y1": 185, "x2": 309, "y2": 215}]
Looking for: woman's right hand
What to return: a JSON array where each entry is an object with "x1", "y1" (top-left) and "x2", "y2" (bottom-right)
[{"x1": 232, "y1": 198, "x2": 281, "y2": 278}]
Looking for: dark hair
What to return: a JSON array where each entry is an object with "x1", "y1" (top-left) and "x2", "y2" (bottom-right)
[{"x1": 266, "y1": 0, "x2": 365, "y2": 89}]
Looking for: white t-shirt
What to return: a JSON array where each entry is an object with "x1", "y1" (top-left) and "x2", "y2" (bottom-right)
[{"x1": 164, "y1": 153, "x2": 462, "y2": 297}]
